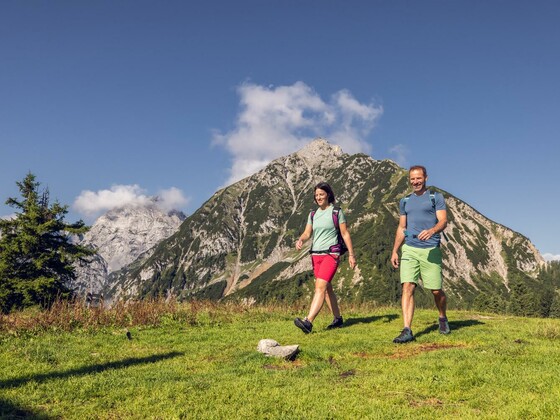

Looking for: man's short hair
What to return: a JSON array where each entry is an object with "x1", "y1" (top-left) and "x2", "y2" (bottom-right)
[{"x1": 409, "y1": 165, "x2": 427, "y2": 177}]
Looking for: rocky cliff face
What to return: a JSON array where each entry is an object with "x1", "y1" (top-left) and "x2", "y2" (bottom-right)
[
  {"x1": 70, "y1": 203, "x2": 185, "y2": 296},
  {"x1": 104, "y1": 139, "x2": 545, "y2": 307},
  {"x1": 443, "y1": 197, "x2": 543, "y2": 289}
]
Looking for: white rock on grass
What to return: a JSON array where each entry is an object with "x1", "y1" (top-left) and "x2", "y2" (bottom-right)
[{"x1": 257, "y1": 339, "x2": 299, "y2": 360}]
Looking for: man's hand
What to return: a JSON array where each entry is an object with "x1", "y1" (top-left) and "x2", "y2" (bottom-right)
[
  {"x1": 417, "y1": 228, "x2": 434, "y2": 241},
  {"x1": 391, "y1": 251, "x2": 400, "y2": 269}
]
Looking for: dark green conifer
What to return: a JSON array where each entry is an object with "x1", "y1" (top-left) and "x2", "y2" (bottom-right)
[{"x1": 0, "y1": 173, "x2": 95, "y2": 313}]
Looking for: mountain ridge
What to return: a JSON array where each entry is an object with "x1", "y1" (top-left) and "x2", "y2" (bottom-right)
[{"x1": 100, "y1": 138, "x2": 544, "y2": 309}]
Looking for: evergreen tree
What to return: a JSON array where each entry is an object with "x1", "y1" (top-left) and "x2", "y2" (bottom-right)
[
  {"x1": 536, "y1": 261, "x2": 560, "y2": 317},
  {"x1": 507, "y1": 277, "x2": 539, "y2": 317},
  {"x1": 549, "y1": 292, "x2": 560, "y2": 318},
  {"x1": 0, "y1": 173, "x2": 95, "y2": 313},
  {"x1": 473, "y1": 293, "x2": 507, "y2": 314},
  {"x1": 538, "y1": 260, "x2": 560, "y2": 289}
]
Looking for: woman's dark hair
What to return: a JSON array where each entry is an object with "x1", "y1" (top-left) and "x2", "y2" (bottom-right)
[{"x1": 314, "y1": 182, "x2": 336, "y2": 204}]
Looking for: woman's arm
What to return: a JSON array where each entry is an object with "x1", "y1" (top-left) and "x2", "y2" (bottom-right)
[
  {"x1": 339, "y1": 222, "x2": 356, "y2": 269},
  {"x1": 296, "y1": 224, "x2": 313, "y2": 250}
]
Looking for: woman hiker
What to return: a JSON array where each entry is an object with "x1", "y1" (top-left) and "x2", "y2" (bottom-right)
[{"x1": 294, "y1": 182, "x2": 356, "y2": 333}]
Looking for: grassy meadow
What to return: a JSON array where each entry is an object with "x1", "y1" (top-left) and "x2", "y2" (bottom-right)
[{"x1": 1, "y1": 301, "x2": 559, "y2": 419}]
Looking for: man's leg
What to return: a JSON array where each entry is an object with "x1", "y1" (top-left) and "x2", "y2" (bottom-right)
[
  {"x1": 432, "y1": 289, "x2": 447, "y2": 318},
  {"x1": 432, "y1": 289, "x2": 450, "y2": 334},
  {"x1": 393, "y1": 245, "x2": 418, "y2": 343},
  {"x1": 401, "y1": 282, "x2": 416, "y2": 329},
  {"x1": 393, "y1": 282, "x2": 416, "y2": 343},
  {"x1": 422, "y1": 247, "x2": 449, "y2": 334}
]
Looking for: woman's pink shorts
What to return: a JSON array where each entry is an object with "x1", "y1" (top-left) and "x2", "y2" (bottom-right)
[{"x1": 311, "y1": 254, "x2": 340, "y2": 282}]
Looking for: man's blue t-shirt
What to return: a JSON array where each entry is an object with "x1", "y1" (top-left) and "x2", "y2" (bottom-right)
[{"x1": 399, "y1": 190, "x2": 446, "y2": 249}]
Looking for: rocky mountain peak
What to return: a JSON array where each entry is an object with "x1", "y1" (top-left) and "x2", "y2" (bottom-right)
[
  {"x1": 71, "y1": 203, "x2": 186, "y2": 296},
  {"x1": 87, "y1": 203, "x2": 185, "y2": 273},
  {"x1": 295, "y1": 137, "x2": 344, "y2": 168}
]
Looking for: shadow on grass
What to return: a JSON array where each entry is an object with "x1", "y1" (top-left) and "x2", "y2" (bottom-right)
[
  {"x1": 0, "y1": 399, "x2": 53, "y2": 419},
  {"x1": 0, "y1": 351, "x2": 184, "y2": 389},
  {"x1": 343, "y1": 314, "x2": 398, "y2": 328},
  {"x1": 414, "y1": 319, "x2": 485, "y2": 339}
]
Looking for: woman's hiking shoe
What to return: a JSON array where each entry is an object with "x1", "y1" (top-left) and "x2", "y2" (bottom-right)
[
  {"x1": 326, "y1": 316, "x2": 344, "y2": 330},
  {"x1": 294, "y1": 317, "x2": 313, "y2": 334},
  {"x1": 439, "y1": 317, "x2": 450, "y2": 334},
  {"x1": 393, "y1": 327, "x2": 414, "y2": 344}
]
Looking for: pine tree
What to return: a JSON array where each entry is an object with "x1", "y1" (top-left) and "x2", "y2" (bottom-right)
[
  {"x1": 549, "y1": 293, "x2": 560, "y2": 318},
  {"x1": 507, "y1": 277, "x2": 539, "y2": 317},
  {"x1": 0, "y1": 173, "x2": 95, "y2": 313}
]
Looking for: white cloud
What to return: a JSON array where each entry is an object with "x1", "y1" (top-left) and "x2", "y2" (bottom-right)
[
  {"x1": 156, "y1": 187, "x2": 189, "y2": 212},
  {"x1": 389, "y1": 144, "x2": 410, "y2": 167},
  {"x1": 73, "y1": 184, "x2": 189, "y2": 218},
  {"x1": 0, "y1": 213, "x2": 17, "y2": 220},
  {"x1": 543, "y1": 253, "x2": 560, "y2": 262},
  {"x1": 213, "y1": 81, "x2": 383, "y2": 185}
]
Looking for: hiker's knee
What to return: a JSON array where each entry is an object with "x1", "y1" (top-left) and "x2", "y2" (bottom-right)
[
  {"x1": 314, "y1": 278, "x2": 329, "y2": 292},
  {"x1": 402, "y1": 282, "x2": 416, "y2": 296},
  {"x1": 432, "y1": 289, "x2": 445, "y2": 297}
]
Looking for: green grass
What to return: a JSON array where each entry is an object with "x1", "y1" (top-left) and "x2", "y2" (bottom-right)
[{"x1": 1, "y1": 304, "x2": 559, "y2": 419}]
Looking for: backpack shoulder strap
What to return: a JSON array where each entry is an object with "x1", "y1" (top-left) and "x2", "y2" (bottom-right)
[
  {"x1": 310, "y1": 210, "x2": 316, "y2": 223},
  {"x1": 402, "y1": 193, "x2": 412, "y2": 212},
  {"x1": 332, "y1": 206, "x2": 341, "y2": 231},
  {"x1": 428, "y1": 190, "x2": 449, "y2": 241},
  {"x1": 429, "y1": 190, "x2": 436, "y2": 209}
]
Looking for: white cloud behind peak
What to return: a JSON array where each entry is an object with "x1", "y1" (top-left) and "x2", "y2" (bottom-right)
[
  {"x1": 213, "y1": 81, "x2": 383, "y2": 185},
  {"x1": 389, "y1": 144, "x2": 410, "y2": 167},
  {"x1": 73, "y1": 184, "x2": 189, "y2": 218}
]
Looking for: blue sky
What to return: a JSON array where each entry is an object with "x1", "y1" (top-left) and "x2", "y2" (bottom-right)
[{"x1": 1, "y1": 1, "x2": 559, "y2": 260}]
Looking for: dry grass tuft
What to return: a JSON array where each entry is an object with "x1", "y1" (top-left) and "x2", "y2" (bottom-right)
[
  {"x1": 0, "y1": 298, "x2": 306, "y2": 336},
  {"x1": 0, "y1": 298, "x2": 216, "y2": 335},
  {"x1": 532, "y1": 320, "x2": 560, "y2": 340}
]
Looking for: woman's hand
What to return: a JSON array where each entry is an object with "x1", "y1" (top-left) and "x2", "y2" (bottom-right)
[
  {"x1": 348, "y1": 254, "x2": 356, "y2": 269},
  {"x1": 296, "y1": 239, "x2": 304, "y2": 250}
]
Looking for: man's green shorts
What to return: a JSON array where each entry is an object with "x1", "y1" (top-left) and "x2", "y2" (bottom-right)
[{"x1": 400, "y1": 244, "x2": 443, "y2": 290}]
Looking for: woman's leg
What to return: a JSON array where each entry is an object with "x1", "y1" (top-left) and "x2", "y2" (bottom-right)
[
  {"x1": 324, "y1": 281, "x2": 341, "y2": 318},
  {"x1": 307, "y1": 278, "x2": 329, "y2": 322}
]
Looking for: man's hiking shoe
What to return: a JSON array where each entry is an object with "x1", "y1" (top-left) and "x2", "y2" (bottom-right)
[
  {"x1": 439, "y1": 317, "x2": 450, "y2": 334},
  {"x1": 326, "y1": 316, "x2": 344, "y2": 330},
  {"x1": 294, "y1": 317, "x2": 313, "y2": 334},
  {"x1": 393, "y1": 328, "x2": 415, "y2": 344}
]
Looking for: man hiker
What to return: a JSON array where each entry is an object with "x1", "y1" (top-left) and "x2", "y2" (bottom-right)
[{"x1": 390, "y1": 165, "x2": 450, "y2": 343}]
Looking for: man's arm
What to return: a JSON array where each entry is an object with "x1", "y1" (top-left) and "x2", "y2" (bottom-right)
[
  {"x1": 417, "y1": 209, "x2": 447, "y2": 241},
  {"x1": 391, "y1": 215, "x2": 407, "y2": 268}
]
